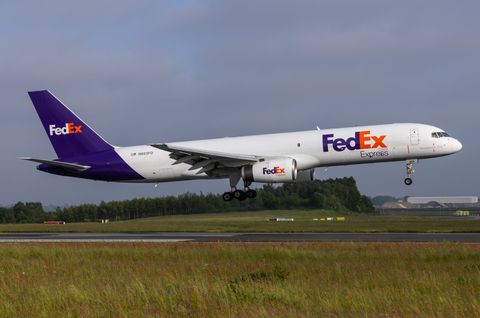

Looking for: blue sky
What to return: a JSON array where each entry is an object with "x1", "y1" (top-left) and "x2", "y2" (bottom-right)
[{"x1": 2, "y1": 0, "x2": 479, "y2": 206}]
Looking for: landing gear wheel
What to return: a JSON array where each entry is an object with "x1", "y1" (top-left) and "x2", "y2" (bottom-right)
[
  {"x1": 233, "y1": 189, "x2": 246, "y2": 201},
  {"x1": 404, "y1": 160, "x2": 417, "y2": 186},
  {"x1": 222, "y1": 192, "x2": 234, "y2": 202},
  {"x1": 246, "y1": 189, "x2": 257, "y2": 199}
]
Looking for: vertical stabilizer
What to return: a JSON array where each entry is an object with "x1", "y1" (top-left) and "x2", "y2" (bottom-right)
[{"x1": 28, "y1": 90, "x2": 114, "y2": 158}]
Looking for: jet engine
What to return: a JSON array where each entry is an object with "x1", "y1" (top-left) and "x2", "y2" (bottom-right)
[
  {"x1": 289, "y1": 168, "x2": 315, "y2": 183},
  {"x1": 242, "y1": 158, "x2": 297, "y2": 183}
]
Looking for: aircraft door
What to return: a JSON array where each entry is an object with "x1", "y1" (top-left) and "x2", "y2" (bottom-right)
[{"x1": 410, "y1": 128, "x2": 419, "y2": 145}]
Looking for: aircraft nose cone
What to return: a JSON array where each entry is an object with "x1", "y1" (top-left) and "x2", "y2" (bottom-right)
[{"x1": 452, "y1": 139, "x2": 462, "y2": 153}]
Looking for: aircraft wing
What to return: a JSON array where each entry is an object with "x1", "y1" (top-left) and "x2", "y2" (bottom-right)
[
  {"x1": 19, "y1": 157, "x2": 91, "y2": 171},
  {"x1": 149, "y1": 143, "x2": 260, "y2": 173}
]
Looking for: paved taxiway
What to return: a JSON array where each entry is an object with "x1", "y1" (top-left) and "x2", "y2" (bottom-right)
[{"x1": 2, "y1": 232, "x2": 480, "y2": 242}]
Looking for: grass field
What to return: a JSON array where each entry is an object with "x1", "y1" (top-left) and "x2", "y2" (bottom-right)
[
  {"x1": 1, "y1": 242, "x2": 480, "y2": 317},
  {"x1": 1, "y1": 210, "x2": 480, "y2": 233}
]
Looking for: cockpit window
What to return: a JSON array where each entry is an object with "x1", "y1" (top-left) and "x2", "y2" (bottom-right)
[{"x1": 432, "y1": 132, "x2": 450, "y2": 138}]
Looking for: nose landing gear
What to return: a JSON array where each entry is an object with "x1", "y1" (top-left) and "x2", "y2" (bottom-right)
[{"x1": 404, "y1": 159, "x2": 418, "y2": 186}]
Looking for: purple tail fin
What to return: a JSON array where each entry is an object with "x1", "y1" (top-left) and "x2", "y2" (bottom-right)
[{"x1": 28, "y1": 90, "x2": 114, "y2": 158}]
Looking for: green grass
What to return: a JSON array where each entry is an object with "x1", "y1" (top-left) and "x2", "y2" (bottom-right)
[
  {"x1": 1, "y1": 242, "x2": 480, "y2": 317},
  {"x1": 1, "y1": 209, "x2": 480, "y2": 233}
]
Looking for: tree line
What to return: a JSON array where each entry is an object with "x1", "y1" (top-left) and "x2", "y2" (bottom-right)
[{"x1": 0, "y1": 177, "x2": 374, "y2": 224}]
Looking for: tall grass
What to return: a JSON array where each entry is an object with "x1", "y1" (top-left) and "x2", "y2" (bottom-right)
[{"x1": 1, "y1": 242, "x2": 480, "y2": 317}]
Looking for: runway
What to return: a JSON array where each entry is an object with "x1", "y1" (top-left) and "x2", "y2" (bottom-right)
[{"x1": 2, "y1": 232, "x2": 480, "y2": 242}]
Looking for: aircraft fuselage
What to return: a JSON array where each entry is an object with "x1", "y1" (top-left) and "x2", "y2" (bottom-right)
[{"x1": 21, "y1": 91, "x2": 462, "y2": 201}]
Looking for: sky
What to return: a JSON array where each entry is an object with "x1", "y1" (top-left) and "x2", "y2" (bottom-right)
[{"x1": 1, "y1": 0, "x2": 479, "y2": 206}]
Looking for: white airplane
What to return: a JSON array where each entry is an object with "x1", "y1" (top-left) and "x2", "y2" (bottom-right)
[{"x1": 21, "y1": 91, "x2": 462, "y2": 201}]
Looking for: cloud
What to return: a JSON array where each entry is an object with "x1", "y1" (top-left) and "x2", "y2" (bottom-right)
[{"x1": 1, "y1": 0, "x2": 479, "y2": 205}]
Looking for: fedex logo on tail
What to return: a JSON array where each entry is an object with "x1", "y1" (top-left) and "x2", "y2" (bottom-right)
[
  {"x1": 49, "y1": 123, "x2": 83, "y2": 136},
  {"x1": 323, "y1": 131, "x2": 386, "y2": 152},
  {"x1": 263, "y1": 167, "x2": 285, "y2": 175}
]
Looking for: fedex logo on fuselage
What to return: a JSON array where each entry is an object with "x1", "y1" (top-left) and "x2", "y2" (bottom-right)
[
  {"x1": 263, "y1": 167, "x2": 285, "y2": 175},
  {"x1": 49, "y1": 123, "x2": 83, "y2": 136},
  {"x1": 323, "y1": 131, "x2": 386, "y2": 152}
]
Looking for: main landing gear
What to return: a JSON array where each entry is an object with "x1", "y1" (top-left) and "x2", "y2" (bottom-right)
[
  {"x1": 222, "y1": 177, "x2": 257, "y2": 202},
  {"x1": 404, "y1": 159, "x2": 418, "y2": 186},
  {"x1": 222, "y1": 188, "x2": 257, "y2": 202}
]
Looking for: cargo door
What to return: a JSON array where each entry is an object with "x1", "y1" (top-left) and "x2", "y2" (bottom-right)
[{"x1": 410, "y1": 128, "x2": 419, "y2": 145}]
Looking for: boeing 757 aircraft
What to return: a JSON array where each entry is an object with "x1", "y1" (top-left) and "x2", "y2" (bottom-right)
[{"x1": 21, "y1": 91, "x2": 462, "y2": 201}]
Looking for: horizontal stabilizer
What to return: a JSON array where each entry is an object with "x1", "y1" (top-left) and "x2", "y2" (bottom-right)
[{"x1": 19, "y1": 157, "x2": 91, "y2": 171}]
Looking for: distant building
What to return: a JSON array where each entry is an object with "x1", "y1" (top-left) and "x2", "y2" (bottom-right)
[
  {"x1": 381, "y1": 202, "x2": 414, "y2": 209},
  {"x1": 422, "y1": 201, "x2": 448, "y2": 209},
  {"x1": 407, "y1": 197, "x2": 478, "y2": 204},
  {"x1": 379, "y1": 196, "x2": 480, "y2": 210}
]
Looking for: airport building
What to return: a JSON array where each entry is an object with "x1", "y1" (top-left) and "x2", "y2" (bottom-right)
[{"x1": 407, "y1": 196, "x2": 478, "y2": 204}]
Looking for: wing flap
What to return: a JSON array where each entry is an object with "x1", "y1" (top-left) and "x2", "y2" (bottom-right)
[{"x1": 149, "y1": 143, "x2": 259, "y2": 173}]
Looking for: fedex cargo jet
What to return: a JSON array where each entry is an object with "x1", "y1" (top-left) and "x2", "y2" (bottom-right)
[{"x1": 21, "y1": 91, "x2": 462, "y2": 201}]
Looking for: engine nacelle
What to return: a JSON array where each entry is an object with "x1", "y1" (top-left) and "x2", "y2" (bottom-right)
[
  {"x1": 242, "y1": 158, "x2": 297, "y2": 183},
  {"x1": 288, "y1": 168, "x2": 315, "y2": 183}
]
